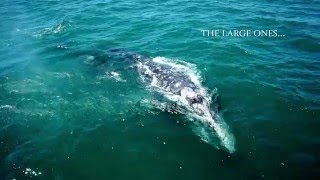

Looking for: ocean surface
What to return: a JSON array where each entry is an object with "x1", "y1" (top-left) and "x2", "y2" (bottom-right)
[{"x1": 0, "y1": 0, "x2": 319, "y2": 179}]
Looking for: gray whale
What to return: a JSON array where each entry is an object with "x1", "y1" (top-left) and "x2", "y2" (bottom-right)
[{"x1": 108, "y1": 49, "x2": 236, "y2": 153}]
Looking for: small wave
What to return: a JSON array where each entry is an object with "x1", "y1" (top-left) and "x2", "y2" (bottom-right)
[
  {"x1": 52, "y1": 72, "x2": 72, "y2": 79},
  {"x1": 0, "y1": 105, "x2": 14, "y2": 109},
  {"x1": 32, "y1": 20, "x2": 71, "y2": 37},
  {"x1": 83, "y1": 55, "x2": 96, "y2": 65},
  {"x1": 0, "y1": 105, "x2": 16, "y2": 112},
  {"x1": 290, "y1": 37, "x2": 320, "y2": 53}
]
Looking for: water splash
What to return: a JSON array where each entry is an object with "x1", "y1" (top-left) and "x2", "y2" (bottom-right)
[{"x1": 97, "y1": 71, "x2": 126, "y2": 82}]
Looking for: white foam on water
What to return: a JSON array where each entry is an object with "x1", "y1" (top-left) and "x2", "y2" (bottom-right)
[
  {"x1": 23, "y1": 168, "x2": 42, "y2": 177},
  {"x1": 97, "y1": 71, "x2": 126, "y2": 82},
  {"x1": 137, "y1": 56, "x2": 236, "y2": 153},
  {"x1": 83, "y1": 55, "x2": 95, "y2": 65},
  {"x1": 32, "y1": 21, "x2": 71, "y2": 37},
  {"x1": 0, "y1": 105, "x2": 14, "y2": 109}
]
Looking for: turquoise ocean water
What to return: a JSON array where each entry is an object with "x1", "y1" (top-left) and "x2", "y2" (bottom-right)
[{"x1": 0, "y1": 0, "x2": 319, "y2": 179}]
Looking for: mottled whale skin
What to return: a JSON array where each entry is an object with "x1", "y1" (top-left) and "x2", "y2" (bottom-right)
[{"x1": 108, "y1": 49, "x2": 210, "y2": 116}]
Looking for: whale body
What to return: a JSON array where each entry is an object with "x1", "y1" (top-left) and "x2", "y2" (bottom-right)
[{"x1": 107, "y1": 49, "x2": 236, "y2": 153}]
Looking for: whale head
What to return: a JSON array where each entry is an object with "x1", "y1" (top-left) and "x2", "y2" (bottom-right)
[{"x1": 180, "y1": 87, "x2": 212, "y2": 118}]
